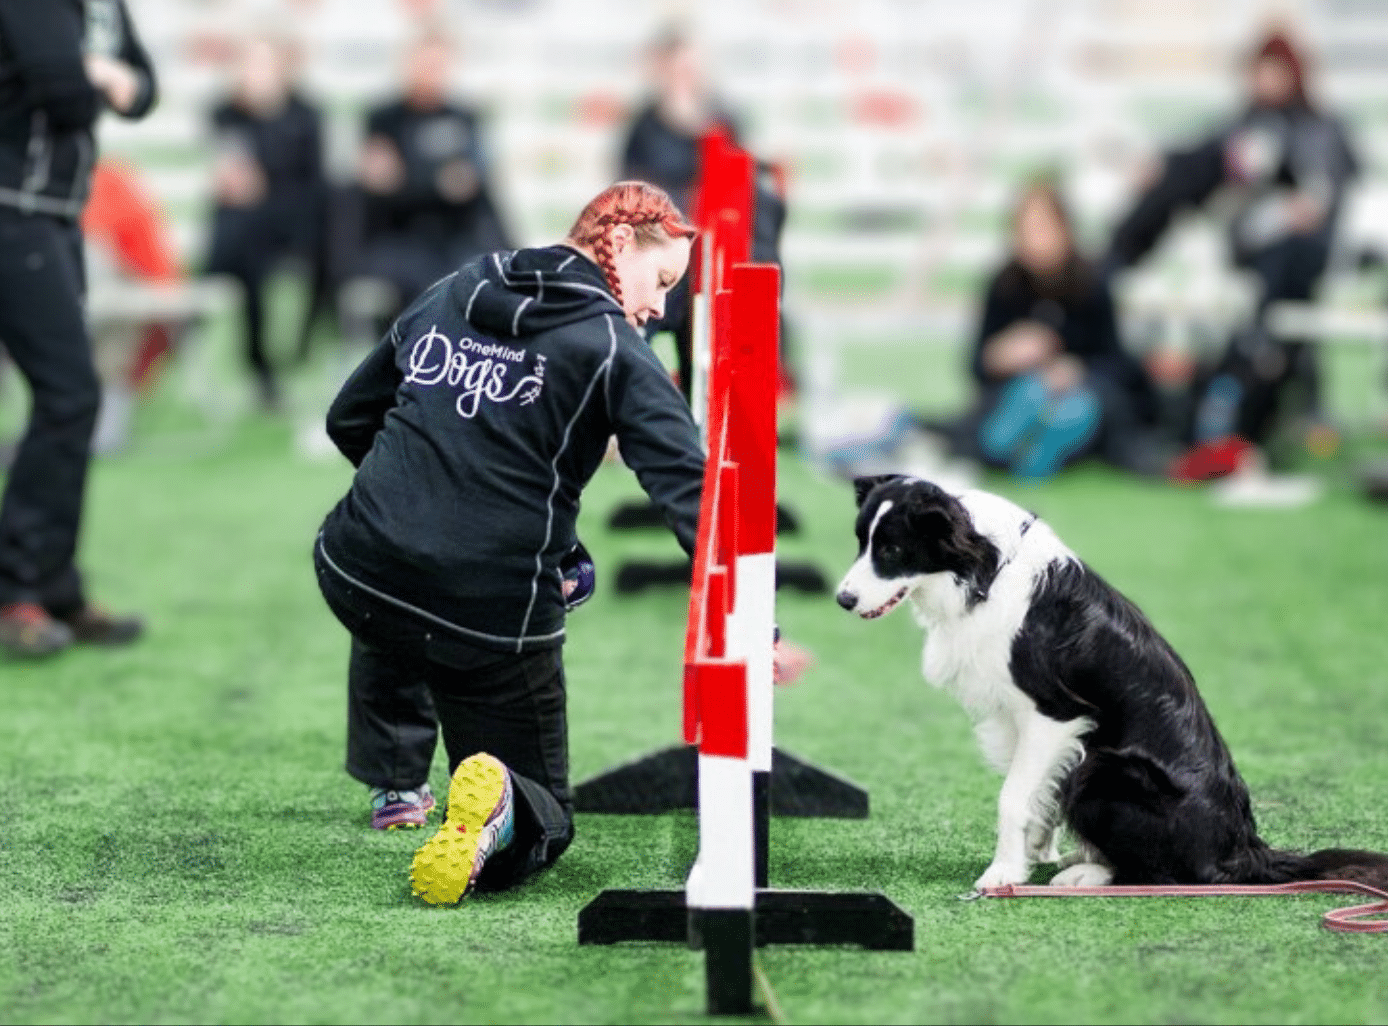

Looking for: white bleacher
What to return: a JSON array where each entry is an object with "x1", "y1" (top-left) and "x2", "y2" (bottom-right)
[{"x1": 102, "y1": 0, "x2": 1388, "y2": 365}]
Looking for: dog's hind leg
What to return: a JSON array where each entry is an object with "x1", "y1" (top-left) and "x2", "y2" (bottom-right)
[
  {"x1": 974, "y1": 710, "x2": 1093, "y2": 891},
  {"x1": 1050, "y1": 839, "x2": 1113, "y2": 885},
  {"x1": 1050, "y1": 859, "x2": 1114, "y2": 887}
]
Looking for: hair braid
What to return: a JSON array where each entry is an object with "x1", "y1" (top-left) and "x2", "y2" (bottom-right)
[{"x1": 566, "y1": 181, "x2": 697, "y2": 307}]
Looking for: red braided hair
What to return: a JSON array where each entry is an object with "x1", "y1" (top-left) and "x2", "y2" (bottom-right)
[{"x1": 566, "y1": 181, "x2": 697, "y2": 307}]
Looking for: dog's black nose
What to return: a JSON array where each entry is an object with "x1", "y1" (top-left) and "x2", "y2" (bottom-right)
[{"x1": 836, "y1": 590, "x2": 857, "y2": 611}]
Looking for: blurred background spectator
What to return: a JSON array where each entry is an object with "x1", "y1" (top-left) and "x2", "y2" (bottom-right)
[
  {"x1": 619, "y1": 28, "x2": 741, "y2": 216},
  {"x1": 1106, "y1": 28, "x2": 1360, "y2": 481},
  {"x1": 28, "y1": 0, "x2": 1384, "y2": 497},
  {"x1": 618, "y1": 27, "x2": 790, "y2": 401},
  {"x1": 950, "y1": 180, "x2": 1162, "y2": 480},
  {"x1": 0, "y1": 0, "x2": 155, "y2": 658},
  {"x1": 203, "y1": 30, "x2": 327, "y2": 411},
  {"x1": 347, "y1": 26, "x2": 513, "y2": 330}
]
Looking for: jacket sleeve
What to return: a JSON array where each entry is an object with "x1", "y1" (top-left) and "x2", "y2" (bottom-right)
[
  {"x1": 971, "y1": 272, "x2": 1015, "y2": 383},
  {"x1": 326, "y1": 328, "x2": 403, "y2": 467},
  {"x1": 1107, "y1": 132, "x2": 1225, "y2": 269},
  {"x1": 0, "y1": 1, "x2": 99, "y2": 131},
  {"x1": 1066, "y1": 281, "x2": 1125, "y2": 379},
  {"x1": 113, "y1": 0, "x2": 157, "y2": 120},
  {"x1": 606, "y1": 324, "x2": 705, "y2": 557}
]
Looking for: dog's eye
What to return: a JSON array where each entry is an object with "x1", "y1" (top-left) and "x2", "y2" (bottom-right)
[{"x1": 880, "y1": 543, "x2": 901, "y2": 561}]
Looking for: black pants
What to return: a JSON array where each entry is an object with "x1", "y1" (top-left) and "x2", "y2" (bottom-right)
[
  {"x1": 205, "y1": 196, "x2": 325, "y2": 397},
  {"x1": 1193, "y1": 235, "x2": 1331, "y2": 445},
  {"x1": 0, "y1": 208, "x2": 98, "y2": 613},
  {"x1": 314, "y1": 539, "x2": 574, "y2": 892}
]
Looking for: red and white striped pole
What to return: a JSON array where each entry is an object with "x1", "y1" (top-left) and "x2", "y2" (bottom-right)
[
  {"x1": 679, "y1": 132, "x2": 779, "y2": 1011},
  {"x1": 681, "y1": 268, "x2": 779, "y2": 1011}
]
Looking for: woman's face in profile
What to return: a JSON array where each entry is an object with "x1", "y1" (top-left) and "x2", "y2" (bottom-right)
[
  {"x1": 1014, "y1": 195, "x2": 1070, "y2": 276},
  {"x1": 612, "y1": 232, "x2": 693, "y2": 329}
]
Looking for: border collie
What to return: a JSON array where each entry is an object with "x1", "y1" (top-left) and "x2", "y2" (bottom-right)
[{"x1": 836, "y1": 475, "x2": 1388, "y2": 892}]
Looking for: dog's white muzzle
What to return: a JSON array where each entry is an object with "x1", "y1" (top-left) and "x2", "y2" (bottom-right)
[{"x1": 859, "y1": 585, "x2": 909, "y2": 619}]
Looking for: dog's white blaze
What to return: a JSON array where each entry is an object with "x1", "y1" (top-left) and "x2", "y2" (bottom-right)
[
  {"x1": 867, "y1": 499, "x2": 894, "y2": 542},
  {"x1": 910, "y1": 490, "x2": 1074, "y2": 717},
  {"x1": 837, "y1": 499, "x2": 910, "y2": 615}
]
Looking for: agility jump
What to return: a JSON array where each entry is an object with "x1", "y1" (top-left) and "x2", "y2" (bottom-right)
[{"x1": 578, "y1": 133, "x2": 912, "y2": 1016}]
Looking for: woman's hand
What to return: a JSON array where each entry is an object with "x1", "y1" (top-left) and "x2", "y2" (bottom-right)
[
  {"x1": 435, "y1": 158, "x2": 480, "y2": 203},
  {"x1": 84, "y1": 54, "x2": 141, "y2": 114},
  {"x1": 212, "y1": 153, "x2": 267, "y2": 207},
  {"x1": 773, "y1": 637, "x2": 813, "y2": 686},
  {"x1": 982, "y1": 321, "x2": 1061, "y2": 379},
  {"x1": 1042, "y1": 354, "x2": 1086, "y2": 394},
  {"x1": 1286, "y1": 191, "x2": 1327, "y2": 235},
  {"x1": 359, "y1": 137, "x2": 406, "y2": 194}
]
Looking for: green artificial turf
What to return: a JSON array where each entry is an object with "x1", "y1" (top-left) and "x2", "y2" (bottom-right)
[{"x1": 2, "y1": 332, "x2": 1388, "y2": 1025}]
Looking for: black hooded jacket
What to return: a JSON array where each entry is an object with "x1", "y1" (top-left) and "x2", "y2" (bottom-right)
[{"x1": 319, "y1": 245, "x2": 704, "y2": 653}]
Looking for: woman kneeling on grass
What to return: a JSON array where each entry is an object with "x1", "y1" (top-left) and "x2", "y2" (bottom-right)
[{"x1": 315, "y1": 182, "x2": 703, "y2": 903}]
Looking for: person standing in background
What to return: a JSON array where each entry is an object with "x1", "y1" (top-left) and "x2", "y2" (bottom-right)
[
  {"x1": 0, "y1": 0, "x2": 156, "y2": 657},
  {"x1": 617, "y1": 28, "x2": 789, "y2": 401},
  {"x1": 203, "y1": 32, "x2": 326, "y2": 411}
]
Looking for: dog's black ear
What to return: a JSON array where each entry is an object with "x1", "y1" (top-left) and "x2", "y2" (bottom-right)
[
  {"x1": 904, "y1": 506, "x2": 953, "y2": 540},
  {"x1": 904, "y1": 493, "x2": 1000, "y2": 607},
  {"x1": 853, "y1": 474, "x2": 902, "y2": 508}
]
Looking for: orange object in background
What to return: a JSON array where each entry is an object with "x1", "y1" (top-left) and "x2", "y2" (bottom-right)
[{"x1": 81, "y1": 160, "x2": 182, "y2": 389}]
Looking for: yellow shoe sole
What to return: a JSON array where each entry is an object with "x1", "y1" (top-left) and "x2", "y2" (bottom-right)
[{"x1": 409, "y1": 753, "x2": 508, "y2": 905}]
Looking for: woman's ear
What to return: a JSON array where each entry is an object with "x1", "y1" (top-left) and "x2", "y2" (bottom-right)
[{"x1": 609, "y1": 222, "x2": 636, "y2": 255}]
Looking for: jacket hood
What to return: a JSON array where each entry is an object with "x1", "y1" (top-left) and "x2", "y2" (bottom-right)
[{"x1": 449, "y1": 245, "x2": 625, "y2": 338}]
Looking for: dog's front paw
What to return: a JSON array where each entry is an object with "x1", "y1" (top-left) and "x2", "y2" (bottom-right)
[
  {"x1": 1049, "y1": 862, "x2": 1113, "y2": 888},
  {"x1": 973, "y1": 860, "x2": 1029, "y2": 891}
]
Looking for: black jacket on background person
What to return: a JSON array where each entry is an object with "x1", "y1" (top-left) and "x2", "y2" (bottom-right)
[
  {"x1": 618, "y1": 102, "x2": 787, "y2": 394},
  {"x1": 1108, "y1": 100, "x2": 1358, "y2": 275},
  {"x1": 0, "y1": 0, "x2": 156, "y2": 219},
  {"x1": 362, "y1": 98, "x2": 510, "y2": 256},
  {"x1": 972, "y1": 259, "x2": 1152, "y2": 414},
  {"x1": 620, "y1": 102, "x2": 739, "y2": 215},
  {"x1": 319, "y1": 245, "x2": 704, "y2": 654},
  {"x1": 210, "y1": 92, "x2": 324, "y2": 233}
]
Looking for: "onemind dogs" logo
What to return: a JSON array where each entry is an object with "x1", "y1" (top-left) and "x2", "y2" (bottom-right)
[{"x1": 404, "y1": 326, "x2": 546, "y2": 418}]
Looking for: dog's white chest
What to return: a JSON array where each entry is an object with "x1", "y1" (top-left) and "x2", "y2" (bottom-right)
[{"x1": 912, "y1": 567, "x2": 1038, "y2": 719}]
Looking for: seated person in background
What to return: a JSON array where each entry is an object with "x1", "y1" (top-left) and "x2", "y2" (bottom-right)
[
  {"x1": 956, "y1": 181, "x2": 1161, "y2": 480},
  {"x1": 204, "y1": 32, "x2": 327, "y2": 411},
  {"x1": 354, "y1": 29, "x2": 512, "y2": 321},
  {"x1": 618, "y1": 27, "x2": 790, "y2": 401},
  {"x1": 1106, "y1": 29, "x2": 1357, "y2": 479}
]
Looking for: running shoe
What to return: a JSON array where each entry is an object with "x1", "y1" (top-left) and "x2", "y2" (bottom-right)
[
  {"x1": 409, "y1": 753, "x2": 514, "y2": 905},
  {"x1": 57, "y1": 604, "x2": 144, "y2": 646},
  {"x1": 0, "y1": 602, "x2": 73, "y2": 658},
  {"x1": 1169, "y1": 435, "x2": 1253, "y2": 483},
  {"x1": 369, "y1": 784, "x2": 436, "y2": 830}
]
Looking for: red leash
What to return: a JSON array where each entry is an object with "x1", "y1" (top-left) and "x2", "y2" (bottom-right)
[{"x1": 977, "y1": 880, "x2": 1388, "y2": 933}]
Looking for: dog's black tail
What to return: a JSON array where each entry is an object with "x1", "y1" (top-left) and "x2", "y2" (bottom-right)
[{"x1": 1245, "y1": 847, "x2": 1388, "y2": 889}]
